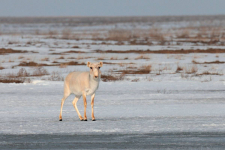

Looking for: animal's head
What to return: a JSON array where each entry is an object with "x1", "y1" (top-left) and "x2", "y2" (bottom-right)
[{"x1": 87, "y1": 62, "x2": 103, "y2": 80}]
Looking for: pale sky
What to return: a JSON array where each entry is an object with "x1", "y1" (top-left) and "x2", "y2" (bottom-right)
[{"x1": 0, "y1": 0, "x2": 225, "y2": 17}]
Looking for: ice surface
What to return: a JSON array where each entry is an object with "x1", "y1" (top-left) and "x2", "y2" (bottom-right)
[{"x1": 0, "y1": 80, "x2": 225, "y2": 135}]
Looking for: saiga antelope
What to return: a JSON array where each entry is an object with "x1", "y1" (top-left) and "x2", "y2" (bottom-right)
[{"x1": 59, "y1": 62, "x2": 103, "y2": 121}]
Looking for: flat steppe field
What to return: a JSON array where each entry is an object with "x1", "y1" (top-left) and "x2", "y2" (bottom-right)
[{"x1": 0, "y1": 16, "x2": 225, "y2": 149}]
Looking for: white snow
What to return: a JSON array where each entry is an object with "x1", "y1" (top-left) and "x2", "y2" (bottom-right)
[
  {"x1": 0, "y1": 80, "x2": 224, "y2": 134},
  {"x1": 0, "y1": 18, "x2": 225, "y2": 136}
]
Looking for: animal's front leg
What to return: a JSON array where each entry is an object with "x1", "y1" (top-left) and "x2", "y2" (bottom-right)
[
  {"x1": 82, "y1": 92, "x2": 87, "y2": 121},
  {"x1": 72, "y1": 96, "x2": 83, "y2": 121},
  {"x1": 91, "y1": 93, "x2": 96, "y2": 121}
]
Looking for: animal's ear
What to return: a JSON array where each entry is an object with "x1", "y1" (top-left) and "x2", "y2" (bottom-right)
[
  {"x1": 99, "y1": 61, "x2": 103, "y2": 67},
  {"x1": 87, "y1": 62, "x2": 91, "y2": 67}
]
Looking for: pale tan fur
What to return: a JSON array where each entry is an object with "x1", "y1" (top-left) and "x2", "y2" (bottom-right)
[{"x1": 59, "y1": 62, "x2": 103, "y2": 121}]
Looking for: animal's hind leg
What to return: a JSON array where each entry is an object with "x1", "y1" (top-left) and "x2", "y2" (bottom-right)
[
  {"x1": 59, "y1": 92, "x2": 70, "y2": 121},
  {"x1": 82, "y1": 93, "x2": 87, "y2": 121},
  {"x1": 91, "y1": 93, "x2": 95, "y2": 121},
  {"x1": 72, "y1": 96, "x2": 83, "y2": 121}
]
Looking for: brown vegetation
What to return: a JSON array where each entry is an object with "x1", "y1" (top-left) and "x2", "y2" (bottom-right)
[
  {"x1": 131, "y1": 78, "x2": 140, "y2": 82},
  {"x1": 0, "y1": 78, "x2": 25, "y2": 83},
  {"x1": 50, "y1": 50, "x2": 85, "y2": 55},
  {"x1": 192, "y1": 60, "x2": 225, "y2": 64},
  {"x1": 135, "y1": 55, "x2": 150, "y2": 60},
  {"x1": 184, "y1": 65, "x2": 198, "y2": 74},
  {"x1": 117, "y1": 65, "x2": 152, "y2": 74},
  {"x1": 41, "y1": 57, "x2": 49, "y2": 61},
  {"x1": 72, "y1": 46, "x2": 80, "y2": 48},
  {"x1": 107, "y1": 29, "x2": 132, "y2": 41},
  {"x1": 0, "y1": 66, "x2": 4, "y2": 70},
  {"x1": 101, "y1": 73, "x2": 125, "y2": 82},
  {"x1": 57, "y1": 56, "x2": 65, "y2": 59},
  {"x1": 17, "y1": 68, "x2": 30, "y2": 77},
  {"x1": 17, "y1": 61, "x2": 85, "y2": 67},
  {"x1": 18, "y1": 61, "x2": 52, "y2": 67},
  {"x1": 32, "y1": 67, "x2": 49, "y2": 76},
  {"x1": 67, "y1": 57, "x2": 76, "y2": 59},
  {"x1": 196, "y1": 71, "x2": 223, "y2": 76},
  {"x1": 95, "y1": 49, "x2": 225, "y2": 54},
  {"x1": 18, "y1": 56, "x2": 25, "y2": 59},
  {"x1": 0, "y1": 67, "x2": 49, "y2": 83},
  {"x1": 48, "y1": 71, "x2": 64, "y2": 81},
  {"x1": 59, "y1": 61, "x2": 85, "y2": 66},
  {"x1": 176, "y1": 65, "x2": 183, "y2": 73},
  {"x1": 0, "y1": 48, "x2": 28, "y2": 55}
]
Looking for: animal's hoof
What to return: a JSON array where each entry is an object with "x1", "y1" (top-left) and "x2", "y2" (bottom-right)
[
  {"x1": 59, "y1": 119, "x2": 62, "y2": 121},
  {"x1": 80, "y1": 119, "x2": 84, "y2": 121},
  {"x1": 92, "y1": 119, "x2": 96, "y2": 121},
  {"x1": 84, "y1": 119, "x2": 87, "y2": 121}
]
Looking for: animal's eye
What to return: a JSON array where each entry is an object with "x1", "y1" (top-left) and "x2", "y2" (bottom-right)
[
  {"x1": 90, "y1": 67, "x2": 92, "y2": 69},
  {"x1": 98, "y1": 67, "x2": 101, "y2": 69}
]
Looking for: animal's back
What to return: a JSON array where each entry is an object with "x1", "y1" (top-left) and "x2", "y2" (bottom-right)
[{"x1": 64, "y1": 72, "x2": 89, "y2": 96}]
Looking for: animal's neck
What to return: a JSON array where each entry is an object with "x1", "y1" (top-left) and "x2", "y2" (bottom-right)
[
  {"x1": 89, "y1": 73, "x2": 100, "y2": 84},
  {"x1": 87, "y1": 73, "x2": 100, "y2": 95}
]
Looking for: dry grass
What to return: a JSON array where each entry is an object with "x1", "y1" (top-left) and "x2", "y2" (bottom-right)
[
  {"x1": 57, "y1": 56, "x2": 65, "y2": 59},
  {"x1": 0, "y1": 48, "x2": 28, "y2": 55},
  {"x1": 17, "y1": 61, "x2": 85, "y2": 67},
  {"x1": 177, "y1": 30, "x2": 190, "y2": 38},
  {"x1": 107, "y1": 29, "x2": 132, "y2": 41},
  {"x1": 192, "y1": 60, "x2": 225, "y2": 64},
  {"x1": 184, "y1": 65, "x2": 198, "y2": 74},
  {"x1": 162, "y1": 64, "x2": 172, "y2": 71},
  {"x1": 97, "y1": 56, "x2": 106, "y2": 60},
  {"x1": 67, "y1": 57, "x2": 76, "y2": 59},
  {"x1": 41, "y1": 57, "x2": 49, "y2": 61},
  {"x1": 101, "y1": 73, "x2": 125, "y2": 82},
  {"x1": 17, "y1": 68, "x2": 30, "y2": 77},
  {"x1": 0, "y1": 78, "x2": 25, "y2": 83},
  {"x1": 59, "y1": 64, "x2": 67, "y2": 68},
  {"x1": 95, "y1": 48, "x2": 225, "y2": 54},
  {"x1": 72, "y1": 46, "x2": 80, "y2": 48},
  {"x1": 48, "y1": 30, "x2": 58, "y2": 38},
  {"x1": 0, "y1": 67, "x2": 64, "y2": 83},
  {"x1": 52, "y1": 61, "x2": 58, "y2": 63},
  {"x1": 0, "y1": 67, "x2": 48, "y2": 83},
  {"x1": 48, "y1": 71, "x2": 64, "y2": 81},
  {"x1": 61, "y1": 28, "x2": 72, "y2": 39},
  {"x1": 118, "y1": 65, "x2": 152, "y2": 74},
  {"x1": 148, "y1": 28, "x2": 166, "y2": 45},
  {"x1": 126, "y1": 64, "x2": 137, "y2": 69},
  {"x1": 4, "y1": 16, "x2": 225, "y2": 46},
  {"x1": 8, "y1": 59, "x2": 14, "y2": 62},
  {"x1": 32, "y1": 67, "x2": 49, "y2": 76},
  {"x1": 131, "y1": 78, "x2": 140, "y2": 82},
  {"x1": 174, "y1": 55, "x2": 184, "y2": 60},
  {"x1": 196, "y1": 71, "x2": 223, "y2": 76},
  {"x1": 0, "y1": 65, "x2": 4, "y2": 70},
  {"x1": 18, "y1": 61, "x2": 52, "y2": 67},
  {"x1": 135, "y1": 55, "x2": 150, "y2": 60},
  {"x1": 59, "y1": 61, "x2": 86, "y2": 66},
  {"x1": 110, "y1": 57, "x2": 118, "y2": 60},
  {"x1": 18, "y1": 56, "x2": 24, "y2": 59},
  {"x1": 176, "y1": 64, "x2": 183, "y2": 73},
  {"x1": 50, "y1": 50, "x2": 85, "y2": 55}
]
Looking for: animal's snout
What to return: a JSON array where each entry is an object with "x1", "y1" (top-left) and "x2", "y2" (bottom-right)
[{"x1": 95, "y1": 76, "x2": 98, "y2": 78}]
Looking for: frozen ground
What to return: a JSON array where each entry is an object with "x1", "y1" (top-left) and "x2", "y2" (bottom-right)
[
  {"x1": 0, "y1": 80, "x2": 225, "y2": 149},
  {"x1": 0, "y1": 16, "x2": 225, "y2": 149}
]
